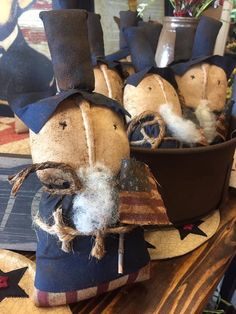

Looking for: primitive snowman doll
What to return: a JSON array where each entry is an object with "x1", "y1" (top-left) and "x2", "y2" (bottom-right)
[
  {"x1": 9, "y1": 10, "x2": 170, "y2": 307},
  {"x1": 172, "y1": 16, "x2": 236, "y2": 144},
  {"x1": 122, "y1": 25, "x2": 206, "y2": 148}
]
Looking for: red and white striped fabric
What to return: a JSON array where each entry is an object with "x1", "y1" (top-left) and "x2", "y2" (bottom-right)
[{"x1": 34, "y1": 263, "x2": 151, "y2": 307}]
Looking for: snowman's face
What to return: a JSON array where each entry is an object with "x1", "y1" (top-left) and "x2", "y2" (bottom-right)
[
  {"x1": 123, "y1": 74, "x2": 182, "y2": 120},
  {"x1": 30, "y1": 98, "x2": 129, "y2": 186},
  {"x1": 175, "y1": 63, "x2": 227, "y2": 112}
]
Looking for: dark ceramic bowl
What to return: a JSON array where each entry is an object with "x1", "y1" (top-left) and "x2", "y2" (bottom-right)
[{"x1": 131, "y1": 137, "x2": 236, "y2": 225}]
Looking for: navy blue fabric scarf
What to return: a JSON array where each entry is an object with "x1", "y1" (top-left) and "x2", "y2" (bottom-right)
[{"x1": 11, "y1": 89, "x2": 130, "y2": 134}]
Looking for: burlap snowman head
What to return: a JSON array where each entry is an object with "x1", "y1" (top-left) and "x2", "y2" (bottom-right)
[
  {"x1": 172, "y1": 16, "x2": 227, "y2": 112},
  {"x1": 31, "y1": 10, "x2": 129, "y2": 178},
  {"x1": 175, "y1": 63, "x2": 227, "y2": 112}
]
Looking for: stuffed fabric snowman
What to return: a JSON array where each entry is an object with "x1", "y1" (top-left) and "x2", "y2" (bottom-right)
[
  {"x1": 172, "y1": 15, "x2": 236, "y2": 144},
  {"x1": 10, "y1": 10, "x2": 170, "y2": 307}
]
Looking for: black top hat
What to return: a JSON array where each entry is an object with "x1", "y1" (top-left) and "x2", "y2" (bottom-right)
[
  {"x1": 106, "y1": 10, "x2": 141, "y2": 62},
  {"x1": 40, "y1": 10, "x2": 95, "y2": 92},
  {"x1": 119, "y1": 10, "x2": 141, "y2": 49},
  {"x1": 123, "y1": 26, "x2": 156, "y2": 73},
  {"x1": 87, "y1": 12, "x2": 105, "y2": 62},
  {"x1": 192, "y1": 16, "x2": 222, "y2": 59},
  {"x1": 138, "y1": 21, "x2": 163, "y2": 54}
]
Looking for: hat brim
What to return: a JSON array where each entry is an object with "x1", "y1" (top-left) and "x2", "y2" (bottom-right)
[
  {"x1": 145, "y1": 210, "x2": 220, "y2": 260},
  {"x1": 171, "y1": 55, "x2": 236, "y2": 79},
  {"x1": 0, "y1": 250, "x2": 70, "y2": 313}
]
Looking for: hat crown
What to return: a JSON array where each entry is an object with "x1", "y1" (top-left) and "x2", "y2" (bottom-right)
[
  {"x1": 87, "y1": 12, "x2": 105, "y2": 60},
  {"x1": 124, "y1": 26, "x2": 156, "y2": 72},
  {"x1": 119, "y1": 10, "x2": 140, "y2": 49},
  {"x1": 40, "y1": 10, "x2": 95, "y2": 91},
  {"x1": 191, "y1": 16, "x2": 222, "y2": 59}
]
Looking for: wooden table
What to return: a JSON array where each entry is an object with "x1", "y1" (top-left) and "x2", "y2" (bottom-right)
[{"x1": 68, "y1": 193, "x2": 236, "y2": 314}]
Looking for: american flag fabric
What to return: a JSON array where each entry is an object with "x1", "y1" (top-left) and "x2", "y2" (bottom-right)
[
  {"x1": 34, "y1": 263, "x2": 150, "y2": 307},
  {"x1": 119, "y1": 159, "x2": 171, "y2": 226}
]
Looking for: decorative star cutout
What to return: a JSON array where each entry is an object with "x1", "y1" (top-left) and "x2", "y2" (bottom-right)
[
  {"x1": 176, "y1": 221, "x2": 207, "y2": 240},
  {"x1": 0, "y1": 267, "x2": 28, "y2": 302}
]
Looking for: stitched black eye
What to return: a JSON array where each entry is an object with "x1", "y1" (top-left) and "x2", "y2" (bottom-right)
[
  {"x1": 218, "y1": 80, "x2": 221, "y2": 85},
  {"x1": 113, "y1": 124, "x2": 117, "y2": 130},
  {"x1": 59, "y1": 121, "x2": 67, "y2": 129},
  {"x1": 191, "y1": 75, "x2": 195, "y2": 79},
  {"x1": 148, "y1": 86, "x2": 152, "y2": 91}
]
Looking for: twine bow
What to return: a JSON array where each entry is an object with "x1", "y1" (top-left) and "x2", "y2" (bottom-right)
[{"x1": 127, "y1": 111, "x2": 166, "y2": 149}]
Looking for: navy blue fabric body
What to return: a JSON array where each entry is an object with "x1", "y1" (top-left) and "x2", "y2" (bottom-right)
[
  {"x1": 11, "y1": 89, "x2": 130, "y2": 134},
  {"x1": 35, "y1": 193, "x2": 150, "y2": 292}
]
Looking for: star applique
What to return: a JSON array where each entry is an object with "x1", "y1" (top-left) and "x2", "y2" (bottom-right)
[
  {"x1": 176, "y1": 221, "x2": 207, "y2": 240},
  {"x1": 0, "y1": 276, "x2": 8, "y2": 288},
  {"x1": 0, "y1": 267, "x2": 28, "y2": 302}
]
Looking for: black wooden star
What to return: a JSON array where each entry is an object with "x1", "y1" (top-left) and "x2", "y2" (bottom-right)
[
  {"x1": 176, "y1": 221, "x2": 207, "y2": 240},
  {"x1": 0, "y1": 267, "x2": 28, "y2": 302}
]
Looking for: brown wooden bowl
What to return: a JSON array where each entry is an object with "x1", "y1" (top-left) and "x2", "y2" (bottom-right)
[{"x1": 131, "y1": 137, "x2": 236, "y2": 225}]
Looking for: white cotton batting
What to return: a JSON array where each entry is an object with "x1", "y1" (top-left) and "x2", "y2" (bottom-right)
[
  {"x1": 159, "y1": 104, "x2": 202, "y2": 144},
  {"x1": 195, "y1": 100, "x2": 217, "y2": 144},
  {"x1": 72, "y1": 164, "x2": 119, "y2": 234}
]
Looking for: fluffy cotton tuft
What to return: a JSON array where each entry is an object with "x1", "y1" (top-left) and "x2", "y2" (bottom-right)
[
  {"x1": 159, "y1": 104, "x2": 202, "y2": 144},
  {"x1": 72, "y1": 164, "x2": 118, "y2": 234},
  {"x1": 195, "y1": 100, "x2": 217, "y2": 144}
]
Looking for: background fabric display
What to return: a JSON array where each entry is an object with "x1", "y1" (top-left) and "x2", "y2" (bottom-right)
[{"x1": 0, "y1": 0, "x2": 56, "y2": 119}]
